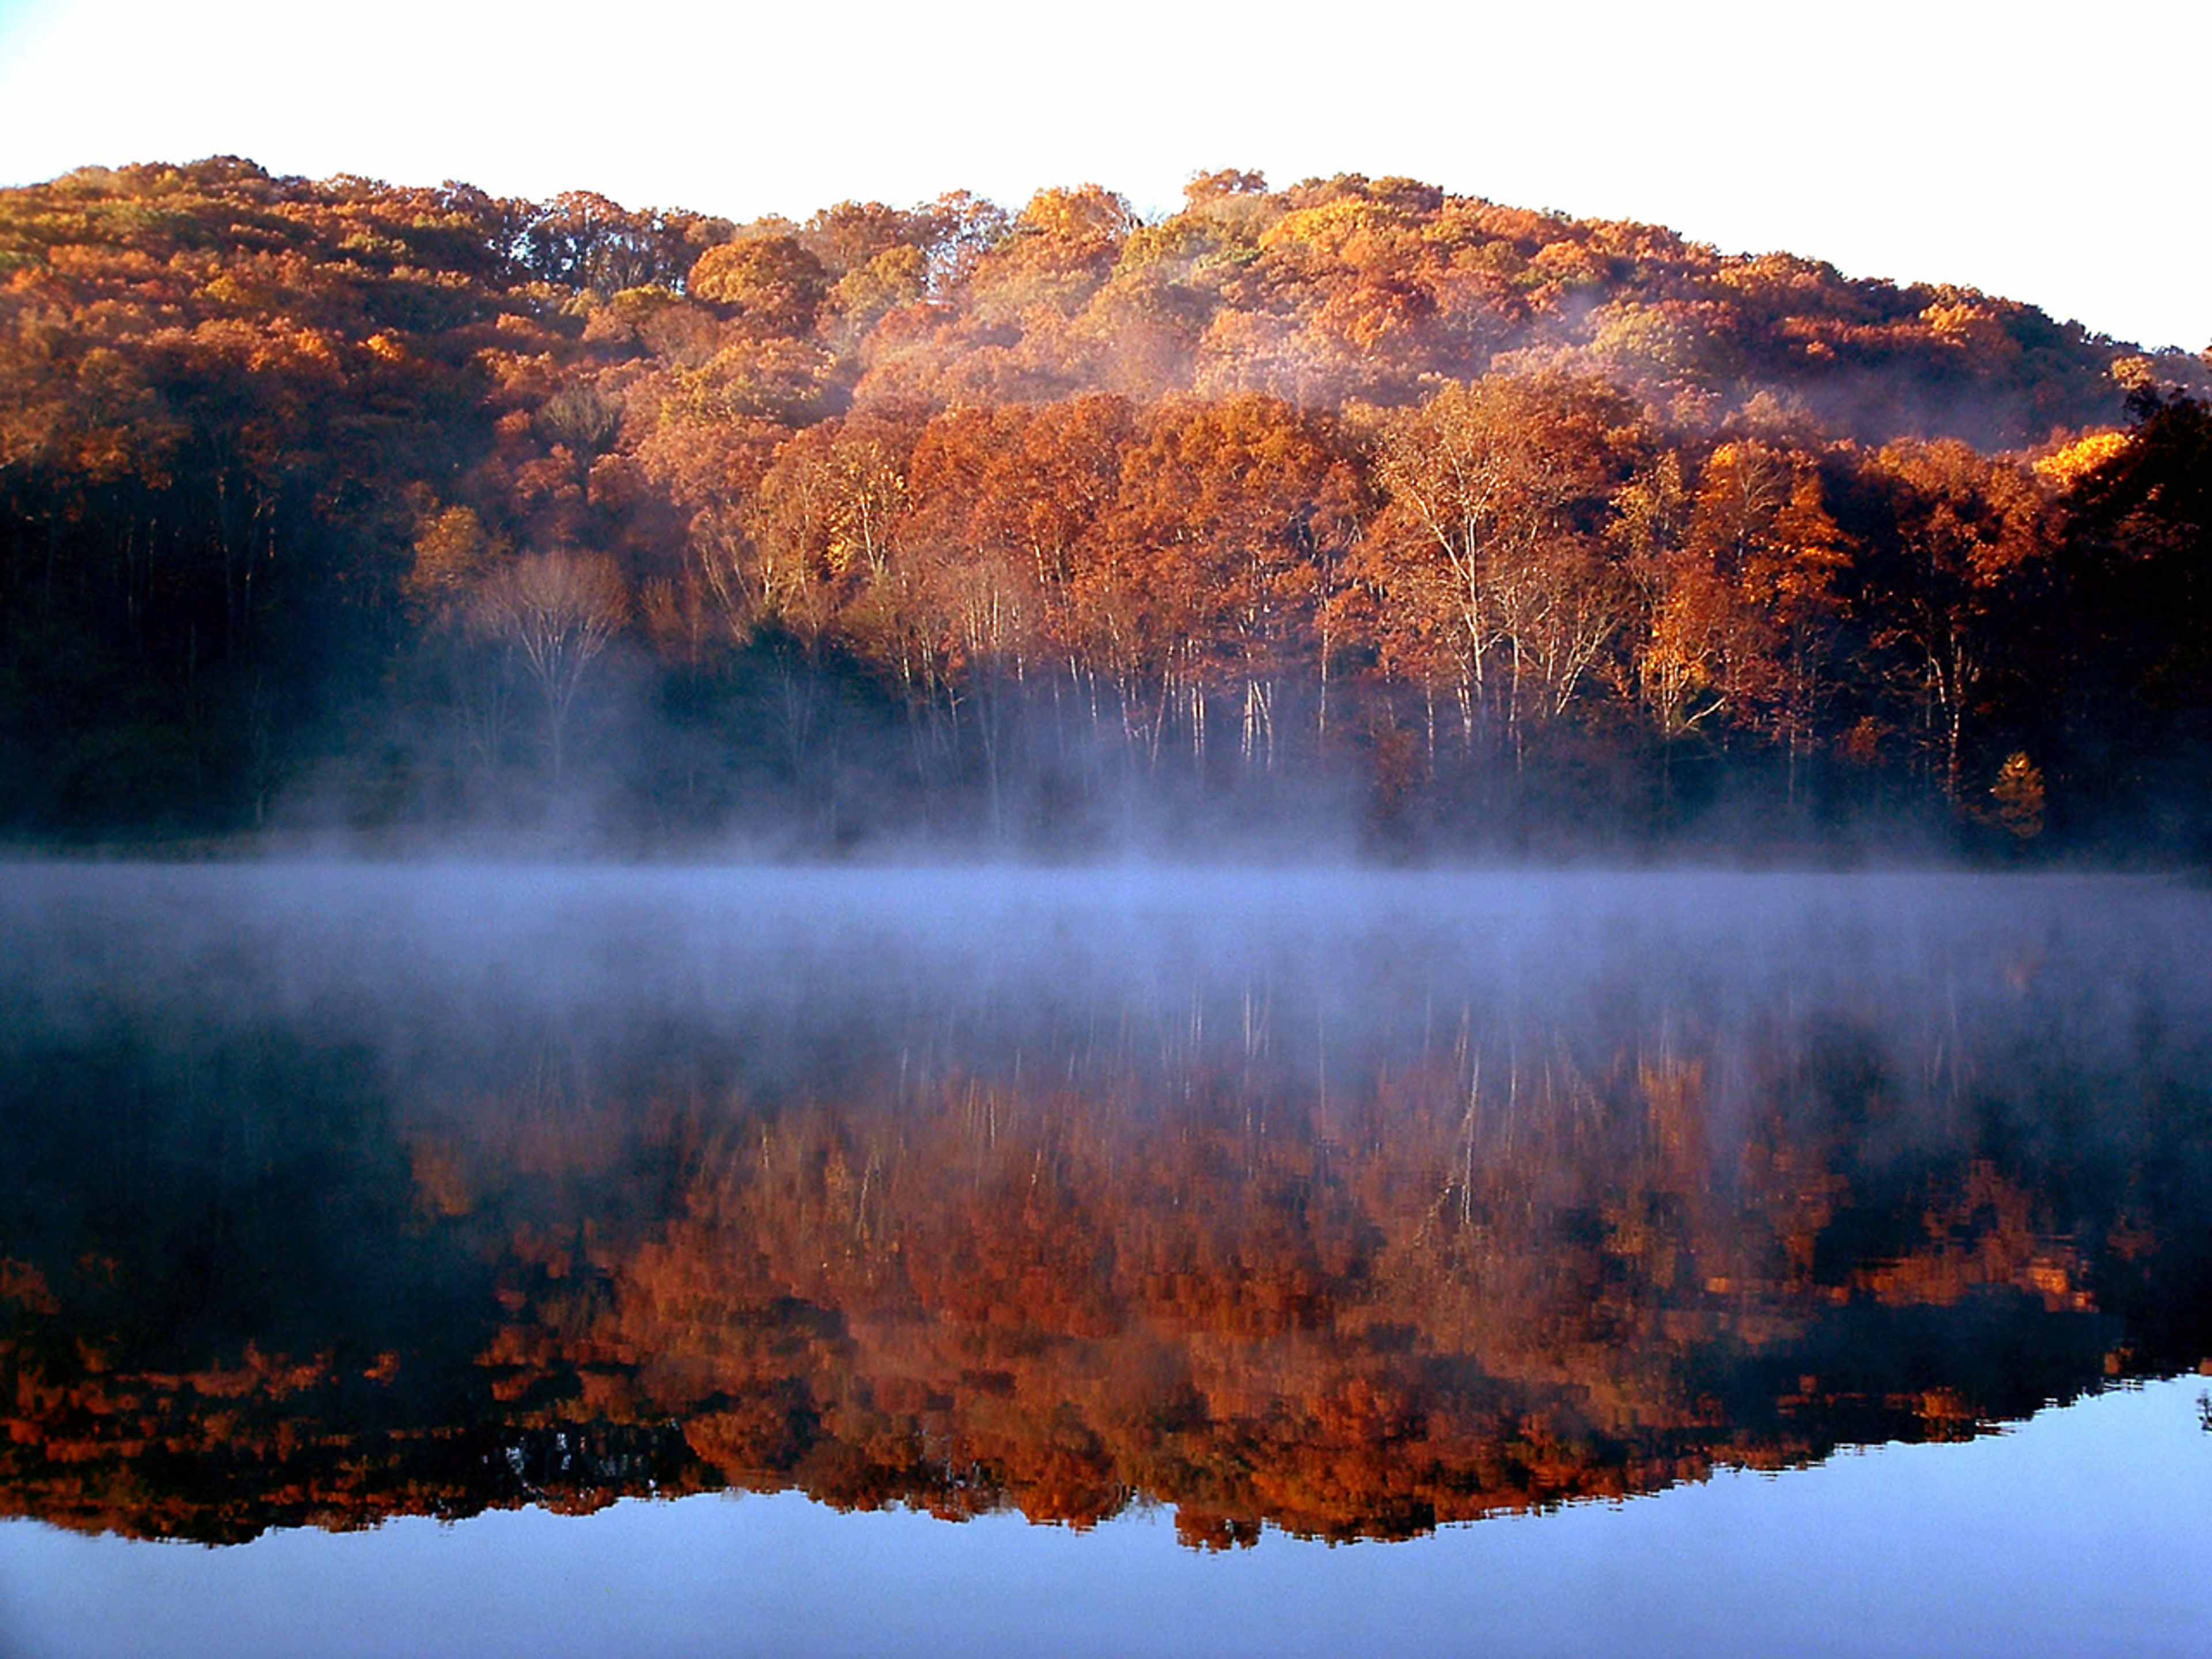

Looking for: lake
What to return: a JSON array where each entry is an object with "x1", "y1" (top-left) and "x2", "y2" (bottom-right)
[{"x1": 2, "y1": 864, "x2": 2209, "y2": 1656}]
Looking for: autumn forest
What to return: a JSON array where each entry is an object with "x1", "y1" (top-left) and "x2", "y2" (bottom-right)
[{"x1": 4, "y1": 157, "x2": 2210, "y2": 854}]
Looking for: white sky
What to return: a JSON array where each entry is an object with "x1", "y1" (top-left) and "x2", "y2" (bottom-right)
[{"x1": 0, "y1": 0, "x2": 2203, "y2": 352}]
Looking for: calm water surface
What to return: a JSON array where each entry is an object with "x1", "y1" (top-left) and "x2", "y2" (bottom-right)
[{"x1": 2, "y1": 864, "x2": 2209, "y2": 1656}]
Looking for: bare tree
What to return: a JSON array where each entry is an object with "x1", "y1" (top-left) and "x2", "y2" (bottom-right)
[{"x1": 472, "y1": 551, "x2": 629, "y2": 781}]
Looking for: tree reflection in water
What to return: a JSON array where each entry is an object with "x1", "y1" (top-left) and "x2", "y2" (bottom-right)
[{"x1": 2, "y1": 866, "x2": 2207, "y2": 1546}]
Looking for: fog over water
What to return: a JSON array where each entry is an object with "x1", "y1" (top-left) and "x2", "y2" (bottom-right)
[
  {"x1": 5, "y1": 861, "x2": 2195, "y2": 1079},
  {"x1": 5, "y1": 863, "x2": 2203, "y2": 1196}
]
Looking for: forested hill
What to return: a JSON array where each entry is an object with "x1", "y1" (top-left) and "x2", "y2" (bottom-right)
[
  {"x1": 5, "y1": 157, "x2": 2192, "y2": 448},
  {"x1": 3, "y1": 157, "x2": 2209, "y2": 853}
]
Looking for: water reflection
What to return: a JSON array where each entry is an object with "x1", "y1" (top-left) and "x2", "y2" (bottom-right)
[{"x1": 2, "y1": 866, "x2": 2207, "y2": 1548}]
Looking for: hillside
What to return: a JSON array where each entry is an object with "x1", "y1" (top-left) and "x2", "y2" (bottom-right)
[{"x1": 2, "y1": 158, "x2": 2208, "y2": 852}]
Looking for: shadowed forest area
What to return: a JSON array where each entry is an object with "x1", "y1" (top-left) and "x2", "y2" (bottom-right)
[{"x1": 3, "y1": 158, "x2": 2210, "y2": 856}]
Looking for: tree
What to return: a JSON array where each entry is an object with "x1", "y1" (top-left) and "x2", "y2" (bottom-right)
[
  {"x1": 2051, "y1": 388, "x2": 2212, "y2": 840},
  {"x1": 1085, "y1": 395, "x2": 1357, "y2": 770},
  {"x1": 688, "y1": 237, "x2": 830, "y2": 338},
  {"x1": 1855, "y1": 441, "x2": 2051, "y2": 808},
  {"x1": 897, "y1": 398, "x2": 1131, "y2": 816},
  {"x1": 1990, "y1": 752, "x2": 2045, "y2": 841},
  {"x1": 740, "y1": 415, "x2": 919, "y2": 778},
  {"x1": 1673, "y1": 438, "x2": 1848, "y2": 786},
  {"x1": 1364, "y1": 374, "x2": 1645, "y2": 763},
  {"x1": 471, "y1": 551, "x2": 629, "y2": 781}
]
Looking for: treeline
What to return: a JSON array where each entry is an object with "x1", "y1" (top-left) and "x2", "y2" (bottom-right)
[{"x1": 3, "y1": 157, "x2": 2209, "y2": 852}]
